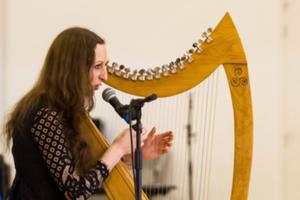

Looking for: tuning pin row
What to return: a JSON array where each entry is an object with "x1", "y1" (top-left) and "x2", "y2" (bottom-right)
[
  {"x1": 106, "y1": 59, "x2": 188, "y2": 81},
  {"x1": 106, "y1": 27, "x2": 214, "y2": 81},
  {"x1": 190, "y1": 27, "x2": 213, "y2": 55}
]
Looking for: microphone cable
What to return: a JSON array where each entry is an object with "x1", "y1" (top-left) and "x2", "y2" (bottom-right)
[{"x1": 128, "y1": 104, "x2": 137, "y2": 191}]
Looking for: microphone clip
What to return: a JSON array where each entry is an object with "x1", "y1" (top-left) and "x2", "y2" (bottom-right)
[{"x1": 129, "y1": 93, "x2": 157, "y2": 108}]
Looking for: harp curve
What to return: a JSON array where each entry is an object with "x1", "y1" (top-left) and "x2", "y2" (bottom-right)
[
  {"x1": 105, "y1": 12, "x2": 247, "y2": 98},
  {"x1": 80, "y1": 12, "x2": 253, "y2": 200}
]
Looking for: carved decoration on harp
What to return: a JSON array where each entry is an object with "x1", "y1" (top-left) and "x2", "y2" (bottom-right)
[{"x1": 79, "y1": 12, "x2": 253, "y2": 200}]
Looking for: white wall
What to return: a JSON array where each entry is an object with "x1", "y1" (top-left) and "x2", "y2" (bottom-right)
[
  {"x1": 1, "y1": 0, "x2": 289, "y2": 199},
  {"x1": 282, "y1": 0, "x2": 300, "y2": 199},
  {"x1": 0, "y1": 0, "x2": 5, "y2": 154}
]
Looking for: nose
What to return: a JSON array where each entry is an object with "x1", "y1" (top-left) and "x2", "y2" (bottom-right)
[{"x1": 99, "y1": 66, "x2": 108, "y2": 81}]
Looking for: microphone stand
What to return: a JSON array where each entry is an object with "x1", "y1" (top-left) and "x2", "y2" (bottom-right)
[{"x1": 129, "y1": 94, "x2": 157, "y2": 200}]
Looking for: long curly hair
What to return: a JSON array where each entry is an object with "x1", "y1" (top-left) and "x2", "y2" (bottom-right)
[{"x1": 4, "y1": 27, "x2": 105, "y2": 174}]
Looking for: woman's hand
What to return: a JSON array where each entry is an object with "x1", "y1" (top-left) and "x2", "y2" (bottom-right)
[
  {"x1": 142, "y1": 127, "x2": 174, "y2": 160},
  {"x1": 120, "y1": 127, "x2": 174, "y2": 166},
  {"x1": 101, "y1": 128, "x2": 138, "y2": 171},
  {"x1": 111, "y1": 128, "x2": 137, "y2": 156}
]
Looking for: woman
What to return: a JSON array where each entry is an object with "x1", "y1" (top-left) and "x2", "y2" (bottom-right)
[{"x1": 4, "y1": 27, "x2": 173, "y2": 200}]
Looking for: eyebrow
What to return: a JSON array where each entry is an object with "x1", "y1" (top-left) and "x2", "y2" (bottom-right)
[{"x1": 95, "y1": 60, "x2": 109, "y2": 65}]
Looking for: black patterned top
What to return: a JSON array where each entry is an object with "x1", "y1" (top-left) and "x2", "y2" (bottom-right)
[{"x1": 28, "y1": 107, "x2": 106, "y2": 200}]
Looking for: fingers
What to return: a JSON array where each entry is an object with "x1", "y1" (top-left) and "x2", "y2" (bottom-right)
[
  {"x1": 160, "y1": 131, "x2": 173, "y2": 138},
  {"x1": 157, "y1": 131, "x2": 173, "y2": 142},
  {"x1": 141, "y1": 127, "x2": 156, "y2": 143},
  {"x1": 148, "y1": 127, "x2": 156, "y2": 137},
  {"x1": 159, "y1": 132, "x2": 174, "y2": 149},
  {"x1": 160, "y1": 146, "x2": 171, "y2": 154}
]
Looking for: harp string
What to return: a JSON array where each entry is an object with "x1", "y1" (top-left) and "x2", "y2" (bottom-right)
[
  {"x1": 171, "y1": 94, "x2": 184, "y2": 199},
  {"x1": 205, "y1": 68, "x2": 219, "y2": 200},
  {"x1": 180, "y1": 93, "x2": 189, "y2": 200},
  {"x1": 200, "y1": 74, "x2": 211, "y2": 200},
  {"x1": 195, "y1": 74, "x2": 207, "y2": 199},
  {"x1": 203, "y1": 69, "x2": 213, "y2": 200}
]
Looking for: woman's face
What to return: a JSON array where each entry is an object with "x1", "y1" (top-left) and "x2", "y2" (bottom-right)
[{"x1": 90, "y1": 44, "x2": 108, "y2": 90}]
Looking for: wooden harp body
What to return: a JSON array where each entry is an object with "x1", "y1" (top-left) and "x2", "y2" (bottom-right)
[{"x1": 79, "y1": 12, "x2": 253, "y2": 200}]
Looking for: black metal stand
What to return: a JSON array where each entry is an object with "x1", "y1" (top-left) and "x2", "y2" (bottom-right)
[{"x1": 129, "y1": 94, "x2": 157, "y2": 200}]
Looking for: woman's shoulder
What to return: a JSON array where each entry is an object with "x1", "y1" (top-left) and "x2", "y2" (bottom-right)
[
  {"x1": 30, "y1": 102, "x2": 62, "y2": 123},
  {"x1": 34, "y1": 104, "x2": 61, "y2": 117}
]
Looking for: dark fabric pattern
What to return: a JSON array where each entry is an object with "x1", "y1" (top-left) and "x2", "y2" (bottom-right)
[{"x1": 29, "y1": 107, "x2": 106, "y2": 200}]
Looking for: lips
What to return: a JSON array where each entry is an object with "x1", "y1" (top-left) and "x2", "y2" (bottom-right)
[{"x1": 94, "y1": 84, "x2": 101, "y2": 90}]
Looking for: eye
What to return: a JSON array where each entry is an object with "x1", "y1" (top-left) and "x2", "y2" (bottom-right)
[{"x1": 94, "y1": 64, "x2": 102, "y2": 69}]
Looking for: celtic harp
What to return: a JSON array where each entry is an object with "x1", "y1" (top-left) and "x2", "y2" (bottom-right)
[{"x1": 78, "y1": 12, "x2": 253, "y2": 200}]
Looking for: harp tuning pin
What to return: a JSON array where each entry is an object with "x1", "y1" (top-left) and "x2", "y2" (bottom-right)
[
  {"x1": 207, "y1": 27, "x2": 213, "y2": 34},
  {"x1": 122, "y1": 68, "x2": 130, "y2": 79},
  {"x1": 105, "y1": 61, "x2": 111, "y2": 67},
  {"x1": 146, "y1": 68, "x2": 154, "y2": 80},
  {"x1": 119, "y1": 65, "x2": 125, "y2": 77},
  {"x1": 198, "y1": 39, "x2": 204, "y2": 44},
  {"x1": 187, "y1": 54, "x2": 194, "y2": 63},
  {"x1": 161, "y1": 64, "x2": 169, "y2": 76},
  {"x1": 188, "y1": 49, "x2": 194, "y2": 54},
  {"x1": 175, "y1": 58, "x2": 185, "y2": 70},
  {"x1": 182, "y1": 52, "x2": 193, "y2": 63},
  {"x1": 112, "y1": 62, "x2": 119, "y2": 68},
  {"x1": 202, "y1": 31, "x2": 212, "y2": 43},
  {"x1": 109, "y1": 62, "x2": 118, "y2": 74},
  {"x1": 124, "y1": 67, "x2": 130, "y2": 73},
  {"x1": 130, "y1": 69, "x2": 138, "y2": 81},
  {"x1": 151, "y1": 66, "x2": 159, "y2": 75},
  {"x1": 114, "y1": 70, "x2": 122, "y2": 77},
  {"x1": 139, "y1": 69, "x2": 146, "y2": 74},
  {"x1": 138, "y1": 69, "x2": 146, "y2": 81},
  {"x1": 152, "y1": 66, "x2": 161, "y2": 73},
  {"x1": 193, "y1": 42, "x2": 203, "y2": 54},
  {"x1": 114, "y1": 63, "x2": 122, "y2": 77},
  {"x1": 106, "y1": 62, "x2": 114, "y2": 74},
  {"x1": 169, "y1": 62, "x2": 177, "y2": 74},
  {"x1": 152, "y1": 67, "x2": 162, "y2": 79},
  {"x1": 119, "y1": 64, "x2": 125, "y2": 70}
]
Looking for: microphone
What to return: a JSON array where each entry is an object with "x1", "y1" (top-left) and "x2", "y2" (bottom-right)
[
  {"x1": 102, "y1": 88, "x2": 157, "y2": 126},
  {"x1": 102, "y1": 88, "x2": 131, "y2": 123}
]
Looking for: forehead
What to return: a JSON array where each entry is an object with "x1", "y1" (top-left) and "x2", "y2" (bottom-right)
[{"x1": 94, "y1": 44, "x2": 107, "y2": 62}]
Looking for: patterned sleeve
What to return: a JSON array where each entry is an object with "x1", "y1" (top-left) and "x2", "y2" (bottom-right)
[{"x1": 30, "y1": 107, "x2": 107, "y2": 200}]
